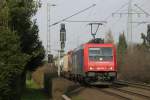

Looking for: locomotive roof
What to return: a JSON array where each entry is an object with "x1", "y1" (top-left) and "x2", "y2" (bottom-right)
[
  {"x1": 71, "y1": 43, "x2": 114, "y2": 53},
  {"x1": 84, "y1": 43, "x2": 114, "y2": 46}
]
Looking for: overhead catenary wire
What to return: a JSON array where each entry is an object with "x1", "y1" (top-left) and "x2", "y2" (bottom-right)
[
  {"x1": 134, "y1": 4, "x2": 150, "y2": 16},
  {"x1": 105, "y1": 0, "x2": 150, "y2": 44},
  {"x1": 136, "y1": 0, "x2": 150, "y2": 9},
  {"x1": 104, "y1": 2, "x2": 129, "y2": 21},
  {"x1": 65, "y1": 20, "x2": 107, "y2": 23},
  {"x1": 50, "y1": 4, "x2": 96, "y2": 27},
  {"x1": 132, "y1": 0, "x2": 150, "y2": 28},
  {"x1": 103, "y1": 0, "x2": 149, "y2": 25}
]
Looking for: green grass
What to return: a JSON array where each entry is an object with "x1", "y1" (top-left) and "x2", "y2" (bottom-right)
[
  {"x1": 72, "y1": 96, "x2": 84, "y2": 100},
  {"x1": 21, "y1": 79, "x2": 49, "y2": 100}
]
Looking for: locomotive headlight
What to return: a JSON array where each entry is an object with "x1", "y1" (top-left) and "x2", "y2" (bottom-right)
[
  {"x1": 109, "y1": 67, "x2": 113, "y2": 70},
  {"x1": 108, "y1": 66, "x2": 113, "y2": 70},
  {"x1": 110, "y1": 67, "x2": 113, "y2": 70},
  {"x1": 90, "y1": 67, "x2": 93, "y2": 70},
  {"x1": 99, "y1": 58, "x2": 103, "y2": 61}
]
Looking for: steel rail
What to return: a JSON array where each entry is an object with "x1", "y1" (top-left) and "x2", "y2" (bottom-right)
[
  {"x1": 114, "y1": 80, "x2": 150, "y2": 91},
  {"x1": 111, "y1": 86, "x2": 150, "y2": 99},
  {"x1": 92, "y1": 87, "x2": 131, "y2": 100}
]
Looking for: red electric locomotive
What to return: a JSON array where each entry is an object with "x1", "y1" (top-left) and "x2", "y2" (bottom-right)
[{"x1": 69, "y1": 43, "x2": 117, "y2": 84}]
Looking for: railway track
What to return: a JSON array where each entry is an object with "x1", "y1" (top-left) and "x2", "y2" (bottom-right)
[
  {"x1": 62, "y1": 79, "x2": 150, "y2": 100},
  {"x1": 94, "y1": 86, "x2": 150, "y2": 100},
  {"x1": 92, "y1": 80, "x2": 150, "y2": 100},
  {"x1": 98, "y1": 89, "x2": 131, "y2": 100},
  {"x1": 111, "y1": 86, "x2": 150, "y2": 100},
  {"x1": 114, "y1": 80, "x2": 150, "y2": 91}
]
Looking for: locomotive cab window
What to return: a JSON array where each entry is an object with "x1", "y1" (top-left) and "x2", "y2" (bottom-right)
[{"x1": 89, "y1": 47, "x2": 113, "y2": 61}]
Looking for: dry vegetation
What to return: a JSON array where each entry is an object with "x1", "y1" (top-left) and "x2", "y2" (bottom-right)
[
  {"x1": 32, "y1": 63, "x2": 57, "y2": 88},
  {"x1": 119, "y1": 46, "x2": 150, "y2": 83},
  {"x1": 32, "y1": 66, "x2": 46, "y2": 88},
  {"x1": 32, "y1": 63, "x2": 76, "y2": 100}
]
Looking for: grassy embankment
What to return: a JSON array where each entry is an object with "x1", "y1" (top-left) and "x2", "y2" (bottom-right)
[
  {"x1": 72, "y1": 96, "x2": 84, "y2": 100},
  {"x1": 21, "y1": 79, "x2": 49, "y2": 100}
]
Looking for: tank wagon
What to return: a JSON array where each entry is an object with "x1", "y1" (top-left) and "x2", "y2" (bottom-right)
[{"x1": 61, "y1": 43, "x2": 117, "y2": 84}]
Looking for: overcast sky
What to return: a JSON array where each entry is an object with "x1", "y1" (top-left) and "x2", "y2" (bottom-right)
[{"x1": 35, "y1": 0, "x2": 150, "y2": 54}]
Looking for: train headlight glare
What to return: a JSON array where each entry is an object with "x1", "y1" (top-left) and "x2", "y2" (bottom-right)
[
  {"x1": 107, "y1": 66, "x2": 113, "y2": 70},
  {"x1": 99, "y1": 58, "x2": 103, "y2": 61},
  {"x1": 90, "y1": 67, "x2": 93, "y2": 70},
  {"x1": 110, "y1": 67, "x2": 113, "y2": 70}
]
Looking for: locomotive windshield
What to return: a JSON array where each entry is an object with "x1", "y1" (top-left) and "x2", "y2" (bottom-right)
[{"x1": 89, "y1": 47, "x2": 113, "y2": 61}]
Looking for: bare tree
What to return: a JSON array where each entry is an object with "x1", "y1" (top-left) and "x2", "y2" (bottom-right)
[
  {"x1": 105, "y1": 29, "x2": 114, "y2": 43},
  {"x1": 0, "y1": 0, "x2": 5, "y2": 9}
]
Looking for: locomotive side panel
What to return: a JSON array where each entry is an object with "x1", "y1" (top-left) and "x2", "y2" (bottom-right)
[{"x1": 113, "y1": 46, "x2": 117, "y2": 71}]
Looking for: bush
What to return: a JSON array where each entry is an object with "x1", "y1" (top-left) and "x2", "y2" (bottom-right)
[
  {"x1": 0, "y1": 29, "x2": 28, "y2": 100},
  {"x1": 119, "y1": 46, "x2": 150, "y2": 83}
]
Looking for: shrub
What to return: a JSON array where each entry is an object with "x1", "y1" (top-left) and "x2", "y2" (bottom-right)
[{"x1": 119, "y1": 46, "x2": 150, "y2": 83}]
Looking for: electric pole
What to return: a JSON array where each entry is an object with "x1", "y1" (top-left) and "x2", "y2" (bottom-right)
[
  {"x1": 47, "y1": 3, "x2": 56, "y2": 63},
  {"x1": 127, "y1": 0, "x2": 132, "y2": 44},
  {"x1": 112, "y1": 0, "x2": 150, "y2": 44}
]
